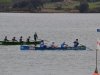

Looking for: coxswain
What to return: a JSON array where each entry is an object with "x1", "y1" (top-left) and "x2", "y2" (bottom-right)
[
  {"x1": 4, "y1": 36, "x2": 9, "y2": 42},
  {"x1": 61, "y1": 42, "x2": 68, "y2": 48},
  {"x1": 26, "y1": 36, "x2": 30, "y2": 42},
  {"x1": 40, "y1": 40, "x2": 47, "y2": 48},
  {"x1": 73, "y1": 39, "x2": 79, "y2": 47},
  {"x1": 12, "y1": 37, "x2": 18, "y2": 42},
  {"x1": 34, "y1": 32, "x2": 38, "y2": 41}
]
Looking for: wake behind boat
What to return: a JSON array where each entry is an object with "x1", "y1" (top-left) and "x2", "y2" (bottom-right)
[{"x1": 20, "y1": 45, "x2": 86, "y2": 50}]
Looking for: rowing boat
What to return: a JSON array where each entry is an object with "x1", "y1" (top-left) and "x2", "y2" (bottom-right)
[
  {"x1": 20, "y1": 45, "x2": 86, "y2": 50},
  {"x1": 0, "y1": 41, "x2": 41, "y2": 45},
  {"x1": 97, "y1": 29, "x2": 100, "y2": 32}
]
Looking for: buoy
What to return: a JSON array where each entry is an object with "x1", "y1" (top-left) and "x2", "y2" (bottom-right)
[
  {"x1": 93, "y1": 69, "x2": 99, "y2": 75},
  {"x1": 93, "y1": 73, "x2": 99, "y2": 75}
]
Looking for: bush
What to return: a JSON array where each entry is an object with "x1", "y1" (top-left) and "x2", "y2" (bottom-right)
[
  {"x1": 55, "y1": 6, "x2": 62, "y2": 10},
  {"x1": 79, "y1": 2, "x2": 89, "y2": 13},
  {"x1": 74, "y1": 5, "x2": 79, "y2": 9},
  {"x1": 13, "y1": 1, "x2": 29, "y2": 8},
  {"x1": 13, "y1": 3, "x2": 18, "y2": 8},
  {"x1": 51, "y1": 0, "x2": 63, "y2": 2}
]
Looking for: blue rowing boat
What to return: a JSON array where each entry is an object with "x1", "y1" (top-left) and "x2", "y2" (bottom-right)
[
  {"x1": 97, "y1": 29, "x2": 100, "y2": 32},
  {"x1": 20, "y1": 45, "x2": 86, "y2": 50}
]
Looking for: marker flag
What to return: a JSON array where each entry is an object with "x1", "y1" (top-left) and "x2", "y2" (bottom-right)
[{"x1": 97, "y1": 38, "x2": 100, "y2": 50}]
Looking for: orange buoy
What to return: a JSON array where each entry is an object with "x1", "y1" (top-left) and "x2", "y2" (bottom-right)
[
  {"x1": 93, "y1": 69, "x2": 99, "y2": 75},
  {"x1": 93, "y1": 73, "x2": 99, "y2": 75}
]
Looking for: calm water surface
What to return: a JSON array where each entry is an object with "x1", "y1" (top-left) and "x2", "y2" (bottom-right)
[{"x1": 0, "y1": 13, "x2": 100, "y2": 75}]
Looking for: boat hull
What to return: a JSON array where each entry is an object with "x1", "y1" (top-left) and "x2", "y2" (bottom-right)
[
  {"x1": 20, "y1": 45, "x2": 86, "y2": 50},
  {"x1": 0, "y1": 41, "x2": 41, "y2": 45}
]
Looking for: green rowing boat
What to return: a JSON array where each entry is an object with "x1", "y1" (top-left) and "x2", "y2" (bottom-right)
[{"x1": 0, "y1": 41, "x2": 41, "y2": 45}]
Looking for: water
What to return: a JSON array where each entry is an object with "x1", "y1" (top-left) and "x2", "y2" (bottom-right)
[{"x1": 0, "y1": 13, "x2": 100, "y2": 75}]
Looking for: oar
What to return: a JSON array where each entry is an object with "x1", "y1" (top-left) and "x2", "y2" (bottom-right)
[
  {"x1": 30, "y1": 40, "x2": 35, "y2": 42},
  {"x1": 80, "y1": 44, "x2": 93, "y2": 50},
  {"x1": 38, "y1": 39, "x2": 50, "y2": 42},
  {"x1": 38, "y1": 39, "x2": 60, "y2": 47}
]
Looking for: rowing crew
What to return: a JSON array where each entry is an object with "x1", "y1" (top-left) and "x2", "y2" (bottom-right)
[
  {"x1": 40, "y1": 39, "x2": 79, "y2": 48},
  {"x1": 4, "y1": 36, "x2": 38, "y2": 42}
]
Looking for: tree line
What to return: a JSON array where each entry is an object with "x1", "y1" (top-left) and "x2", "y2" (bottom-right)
[
  {"x1": 12, "y1": 0, "x2": 96, "y2": 13},
  {"x1": 13, "y1": 0, "x2": 63, "y2": 9},
  {"x1": 73, "y1": 0, "x2": 100, "y2": 2}
]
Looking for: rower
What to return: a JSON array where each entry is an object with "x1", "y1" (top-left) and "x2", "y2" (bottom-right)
[
  {"x1": 50, "y1": 41, "x2": 58, "y2": 48},
  {"x1": 26, "y1": 36, "x2": 30, "y2": 42},
  {"x1": 4, "y1": 36, "x2": 9, "y2": 42},
  {"x1": 12, "y1": 37, "x2": 18, "y2": 42},
  {"x1": 73, "y1": 39, "x2": 79, "y2": 47},
  {"x1": 34, "y1": 32, "x2": 38, "y2": 41},
  {"x1": 19, "y1": 36, "x2": 24, "y2": 42},
  {"x1": 61, "y1": 42, "x2": 68, "y2": 48},
  {"x1": 40, "y1": 40, "x2": 47, "y2": 48}
]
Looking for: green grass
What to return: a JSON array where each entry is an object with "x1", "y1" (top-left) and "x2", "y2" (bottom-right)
[
  {"x1": 62, "y1": 2, "x2": 80, "y2": 9},
  {"x1": 0, "y1": 0, "x2": 12, "y2": 2},
  {"x1": 40, "y1": 1, "x2": 100, "y2": 10},
  {"x1": 62, "y1": 1, "x2": 100, "y2": 9},
  {"x1": 88, "y1": 1, "x2": 100, "y2": 9},
  {"x1": 44, "y1": 3, "x2": 57, "y2": 9},
  {"x1": 44, "y1": 2, "x2": 80, "y2": 9}
]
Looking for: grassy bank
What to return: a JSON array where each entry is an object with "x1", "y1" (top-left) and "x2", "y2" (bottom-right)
[
  {"x1": 0, "y1": 0, "x2": 100, "y2": 13},
  {"x1": 44, "y1": 1, "x2": 100, "y2": 10},
  {"x1": 88, "y1": 1, "x2": 100, "y2": 9},
  {"x1": 0, "y1": 0, "x2": 12, "y2": 2}
]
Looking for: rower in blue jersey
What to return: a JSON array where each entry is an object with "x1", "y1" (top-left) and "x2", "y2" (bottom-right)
[
  {"x1": 40, "y1": 40, "x2": 47, "y2": 48},
  {"x1": 61, "y1": 42, "x2": 68, "y2": 48},
  {"x1": 4, "y1": 36, "x2": 9, "y2": 42},
  {"x1": 73, "y1": 39, "x2": 79, "y2": 47}
]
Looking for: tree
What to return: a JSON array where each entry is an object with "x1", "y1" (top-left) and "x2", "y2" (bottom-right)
[
  {"x1": 13, "y1": 1, "x2": 29, "y2": 8},
  {"x1": 17, "y1": 1, "x2": 29, "y2": 8},
  {"x1": 79, "y1": 2, "x2": 89, "y2": 13},
  {"x1": 51, "y1": 0, "x2": 63, "y2": 2},
  {"x1": 13, "y1": 3, "x2": 18, "y2": 8},
  {"x1": 29, "y1": 0, "x2": 43, "y2": 9},
  {"x1": 42, "y1": 0, "x2": 51, "y2": 3}
]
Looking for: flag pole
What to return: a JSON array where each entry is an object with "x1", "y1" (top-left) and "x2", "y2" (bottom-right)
[
  {"x1": 93, "y1": 49, "x2": 99, "y2": 75},
  {"x1": 93, "y1": 49, "x2": 98, "y2": 75},
  {"x1": 96, "y1": 49, "x2": 98, "y2": 72}
]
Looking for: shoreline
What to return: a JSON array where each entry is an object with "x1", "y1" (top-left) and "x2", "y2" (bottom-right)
[
  {"x1": 0, "y1": 9, "x2": 100, "y2": 13},
  {"x1": 0, "y1": 9, "x2": 79, "y2": 13}
]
